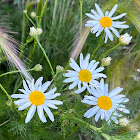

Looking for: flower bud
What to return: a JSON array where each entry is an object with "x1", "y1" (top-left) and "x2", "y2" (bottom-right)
[
  {"x1": 119, "y1": 33, "x2": 132, "y2": 45},
  {"x1": 56, "y1": 65, "x2": 64, "y2": 73},
  {"x1": 37, "y1": 28, "x2": 43, "y2": 35},
  {"x1": 30, "y1": 12, "x2": 36, "y2": 18},
  {"x1": 29, "y1": 27, "x2": 38, "y2": 37},
  {"x1": 101, "y1": 57, "x2": 112, "y2": 66},
  {"x1": 33, "y1": 64, "x2": 42, "y2": 71},
  {"x1": 23, "y1": 10, "x2": 27, "y2": 14},
  {"x1": 119, "y1": 117, "x2": 129, "y2": 127}
]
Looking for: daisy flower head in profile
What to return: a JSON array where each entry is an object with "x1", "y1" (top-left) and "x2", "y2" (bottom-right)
[
  {"x1": 11, "y1": 77, "x2": 63, "y2": 123},
  {"x1": 82, "y1": 79, "x2": 130, "y2": 124},
  {"x1": 85, "y1": 3, "x2": 129, "y2": 43},
  {"x1": 63, "y1": 53, "x2": 107, "y2": 94}
]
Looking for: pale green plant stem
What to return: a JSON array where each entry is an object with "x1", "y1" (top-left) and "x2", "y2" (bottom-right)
[
  {"x1": 35, "y1": 37, "x2": 54, "y2": 76},
  {"x1": 25, "y1": 13, "x2": 36, "y2": 27},
  {"x1": 72, "y1": 116, "x2": 111, "y2": 139},
  {"x1": 0, "y1": 68, "x2": 35, "y2": 78},
  {"x1": 91, "y1": 32, "x2": 103, "y2": 59},
  {"x1": 98, "y1": 42, "x2": 121, "y2": 61},
  {"x1": 80, "y1": 1, "x2": 83, "y2": 34},
  {"x1": 0, "y1": 83, "x2": 12, "y2": 103},
  {"x1": 38, "y1": 0, "x2": 48, "y2": 27}
]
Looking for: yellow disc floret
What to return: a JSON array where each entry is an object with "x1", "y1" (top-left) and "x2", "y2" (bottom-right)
[
  {"x1": 78, "y1": 69, "x2": 92, "y2": 83},
  {"x1": 29, "y1": 91, "x2": 45, "y2": 106},
  {"x1": 97, "y1": 96, "x2": 112, "y2": 110},
  {"x1": 100, "y1": 17, "x2": 112, "y2": 28}
]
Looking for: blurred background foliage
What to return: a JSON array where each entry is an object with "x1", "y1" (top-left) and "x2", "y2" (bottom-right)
[{"x1": 0, "y1": 0, "x2": 140, "y2": 139}]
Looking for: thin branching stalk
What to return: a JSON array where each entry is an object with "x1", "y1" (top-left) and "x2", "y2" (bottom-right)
[
  {"x1": 91, "y1": 32, "x2": 103, "y2": 59},
  {"x1": 98, "y1": 42, "x2": 122, "y2": 60},
  {"x1": 0, "y1": 68, "x2": 35, "y2": 78},
  {"x1": 38, "y1": 0, "x2": 48, "y2": 27},
  {"x1": 0, "y1": 83, "x2": 12, "y2": 103},
  {"x1": 35, "y1": 37, "x2": 54, "y2": 75},
  {"x1": 25, "y1": 13, "x2": 36, "y2": 27}
]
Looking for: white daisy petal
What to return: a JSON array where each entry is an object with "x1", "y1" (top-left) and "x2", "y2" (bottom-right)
[
  {"x1": 109, "y1": 4, "x2": 118, "y2": 17},
  {"x1": 84, "y1": 95, "x2": 98, "y2": 101},
  {"x1": 86, "y1": 13, "x2": 99, "y2": 20},
  {"x1": 92, "y1": 73, "x2": 107, "y2": 79},
  {"x1": 81, "y1": 99, "x2": 97, "y2": 105},
  {"x1": 87, "y1": 60, "x2": 96, "y2": 70},
  {"x1": 63, "y1": 77, "x2": 79, "y2": 83},
  {"x1": 14, "y1": 99, "x2": 29, "y2": 106},
  {"x1": 80, "y1": 53, "x2": 84, "y2": 69},
  {"x1": 91, "y1": 25, "x2": 102, "y2": 34},
  {"x1": 11, "y1": 94, "x2": 28, "y2": 99},
  {"x1": 109, "y1": 26, "x2": 120, "y2": 38},
  {"x1": 101, "y1": 110, "x2": 105, "y2": 120},
  {"x1": 35, "y1": 77, "x2": 43, "y2": 87},
  {"x1": 70, "y1": 58, "x2": 81, "y2": 72},
  {"x1": 86, "y1": 20, "x2": 99, "y2": 25},
  {"x1": 104, "y1": 34, "x2": 108, "y2": 43},
  {"x1": 112, "y1": 21, "x2": 126, "y2": 25},
  {"x1": 105, "y1": 11, "x2": 109, "y2": 16},
  {"x1": 45, "y1": 93, "x2": 61, "y2": 99},
  {"x1": 48, "y1": 100, "x2": 63, "y2": 105},
  {"x1": 18, "y1": 101, "x2": 32, "y2": 111},
  {"x1": 104, "y1": 84, "x2": 108, "y2": 95},
  {"x1": 109, "y1": 87, "x2": 123, "y2": 98},
  {"x1": 105, "y1": 28, "x2": 113, "y2": 41},
  {"x1": 44, "y1": 101, "x2": 58, "y2": 109},
  {"x1": 87, "y1": 106, "x2": 100, "y2": 118},
  {"x1": 91, "y1": 9, "x2": 101, "y2": 18},
  {"x1": 95, "y1": 109, "x2": 101, "y2": 122},
  {"x1": 43, "y1": 105, "x2": 54, "y2": 122},
  {"x1": 83, "y1": 54, "x2": 90, "y2": 69},
  {"x1": 69, "y1": 80, "x2": 79, "y2": 90},
  {"x1": 90, "y1": 62, "x2": 99, "y2": 72},
  {"x1": 44, "y1": 87, "x2": 57, "y2": 96},
  {"x1": 112, "y1": 24, "x2": 129, "y2": 29},
  {"x1": 111, "y1": 13, "x2": 127, "y2": 20},
  {"x1": 84, "y1": 107, "x2": 96, "y2": 117},
  {"x1": 37, "y1": 105, "x2": 47, "y2": 123},
  {"x1": 92, "y1": 67, "x2": 104, "y2": 73},
  {"x1": 23, "y1": 80, "x2": 31, "y2": 93},
  {"x1": 25, "y1": 105, "x2": 36, "y2": 123},
  {"x1": 95, "y1": 3, "x2": 104, "y2": 17},
  {"x1": 41, "y1": 81, "x2": 51, "y2": 93},
  {"x1": 74, "y1": 86, "x2": 86, "y2": 94},
  {"x1": 18, "y1": 89, "x2": 29, "y2": 95},
  {"x1": 64, "y1": 72, "x2": 78, "y2": 78},
  {"x1": 96, "y1": 27, "x2": 104, "y2": 37}
]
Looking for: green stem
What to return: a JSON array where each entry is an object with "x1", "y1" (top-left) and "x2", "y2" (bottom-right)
[
  {"x1": 98, "y1": 42, "x2": 121, "y2": 61},
  {"x1": 35, "y1": 37, "x2": 54, "y2": 75},
  {"x1": 80, "y1": 1, "x2": 83, "y2": 34},
  {"x1": 72, "y1": 116, "x2": 101, "y2": 132},
  {"x1": 38, "y1": 0, "x2": 48, "y2": 27},
  {"x1": 0, "y1": 84, "x2": 12, "y2": 103},
  {"x1": 72, "y1": 116, "x2": 112, "y2": 139},
  {"x1": 25, "y1": 13, "x2": 36, "y2": 27},
  {"x1": 0, "y1": 68, "x2": 35, "y2": 78},
  {"x1": 91, "y1": 32, "x2": 103, "y2": 59}
]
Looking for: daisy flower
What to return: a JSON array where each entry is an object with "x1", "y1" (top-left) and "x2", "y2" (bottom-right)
[
  {"x1": 82, "y1": 79, "x2": 129, "y2": 124},
  {"x1": 85, "y1": 3, "x2": 129, "y2": 43},
  {"x1": 63, "y1": 53, "x2": 107, "y2": 94},
  {"x1": 11, "y1": 77, "x2": 63, "y2": 123}
]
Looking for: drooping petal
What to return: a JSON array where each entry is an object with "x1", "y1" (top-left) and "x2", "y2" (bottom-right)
[{"x1": 25, "y1": 105, "x2": 36, "y2": 123}]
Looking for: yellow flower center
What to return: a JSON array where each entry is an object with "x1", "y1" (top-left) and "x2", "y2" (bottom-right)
[
  {"x1": 97, "y1": 96, "x2": 112, "y2": 110},
  {"x1": 100, "y1": 17, "x2": 112, "y2": 28},
  {"x1": 29, "y1": 91, "x2": 45, "y2": 106},
  {"x1": 78, "y1": 69, "x2": 92, "y2": 83}
]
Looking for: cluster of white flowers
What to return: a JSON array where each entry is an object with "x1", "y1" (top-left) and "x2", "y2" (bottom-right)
[
  {"x1": 29, "y1": 27, "x2": 43, "y2": 37},
  {"x1": 64, "y1": 53, "x2": 130, "y2": 124},
  {"x1": 12, "y1": 3, "x2": 131, "y2": 125}
]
